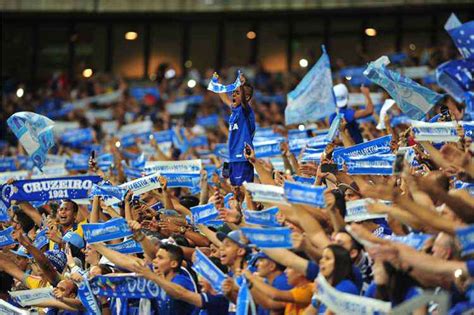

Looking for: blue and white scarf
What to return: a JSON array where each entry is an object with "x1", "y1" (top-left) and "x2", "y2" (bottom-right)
[
  {"x1": 82, "y1": 218, "x2": 133, "y2": 244},
  {"x1": 240, "y1": 227, "x2": 293, "y2": 248},
  {"x1": 207, "y1": 71, "x2": 242, "y2": 93}
]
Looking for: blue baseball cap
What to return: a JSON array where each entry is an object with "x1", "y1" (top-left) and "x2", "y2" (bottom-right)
[
  {"x1": 63, "y1": 231, "x2": 85, "y2": 249},
  {"x1": 216, "y1": 230, "x2": 248, "y2": 248}
]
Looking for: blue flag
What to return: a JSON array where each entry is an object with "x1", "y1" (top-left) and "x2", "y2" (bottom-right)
[
  {"x1": 192, "y1": 249, "x2": 227, "y2": 293},
  {"x1": 364, "y1": 57, "x2": 443, "y2": 120},
  {"x1": 82, "y1": 218, "x2": 133, "y2": 244},
  {"x1": 285, "y1": 46, "x2": 336, "y2": 125},
  {"x1": 0, "y1": 227, "x2": 16, "y2": 248},
  {"x1": 445, "y1": 13, "x2": 474, "y2": 61},
  {"x1": 241, "y1": 227, "x2": 293, "y2": 248},
  {"x1": 207, "y1": 70, "x2": 242, "y2": 93},
  {"x1": 191, "y1": 203, "x2": 219, "y2": 224},
  {"x1": 7, "y1": 112, "x2": 55, "y2": 171},
  {"x1": 436, "y1": 60, "x2": 474, "y2": 103}
]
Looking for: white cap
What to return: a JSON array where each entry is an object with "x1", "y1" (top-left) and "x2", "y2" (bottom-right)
[{"x1": 333, "y1": 83, "x2": 349, "y2": 108}]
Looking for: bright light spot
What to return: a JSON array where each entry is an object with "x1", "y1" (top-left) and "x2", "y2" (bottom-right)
[
  {"x1": 187, "y1": 79, "x2": 197, "y2": 88},
  {"x1": 115, "y1": 141, "x2": 121, "y2": 148},
  {"x1": 16, "y1": 88, "x2": 24, "y2": 98},
  {"x1": 454, "y1": 269, "x2": 463, "y2": 278},
  {"x1": 184, "y1": 60, "x2": 193, "y2": 68},
  {"x1": 246, "y1": 31, "x2": 256, "y2": 40},
  {"x1": 409, "y1": 43, "x2": 416, "y2": 51},
  {"x1": 345, "y1": 76, "x2": 352, "y2": 80},
  {"x1": 299, "y1": 58, "x2": 308, "y2": 68},
  {"x1": 365, "y1": 28, "x2": 377, "y2": 37},
  {"x1": 82, "y1": 68, "x2": 93, "y2": 78},
  {"x1": 165, "y1": 69, "x2": 176, "y2": 79},
  {"x1": 125, "y1": 31, "x2": 138, "y2": 40},
  {"x1": 298, "y1": 124, "x2": 305, "y2": 131}
]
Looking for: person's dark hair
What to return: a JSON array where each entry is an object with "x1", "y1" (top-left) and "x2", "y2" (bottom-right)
[
  {"x1": 0, "y1": 272, "x2": 13, "y2": 294},
  {"x1": 62, "y1": 199, "x2": 79, "y2": 213},
  {"x1": 13, "y1": 209, "x2": 35, "y2": 233},
  {"x1": 375, "y1": 262, "x2": 420, "y2": 305},
  {"x1": 98, "y1": 264, "x2": 114, "y2": 275},
  {"x1": 326, "y1": 244, "x2": 354, "y2": 286},
  {"x1": 331, "y1": 189, "x2": 347, "y2": 217},
  {"x1": 337, "y1": 228, "x2": 363, "y2": 255},
  {"x1": 179, "y1": 195, "x2": 200, "y2": 209},
  {"x1": 160, "y1": 243, "x2": 184, "y2": 272},
  {"x1": 171, "y1": 233, "x2": 191, "y2": 247},
  {"x1": 243, "y1": 84, "x2": 254, "y2": 100}
]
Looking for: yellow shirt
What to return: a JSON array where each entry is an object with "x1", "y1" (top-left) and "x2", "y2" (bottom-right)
[
  {"x1": 284, "y1": 283, "x2": 313, "y2": 315},
  {"x1": 23, "y1": 275, "x2": 49, "y2": 289}
]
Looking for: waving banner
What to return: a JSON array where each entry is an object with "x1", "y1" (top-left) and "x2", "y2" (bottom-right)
[
  {"x1": 436, "y1": 60, "x2": 474, "y2": 103},
  {"x1": 364, "y1": 56, "x2": 443, "y2": 120},
  {"x1": 254, "y1": 140, "x2": 283, "y2": 158},
  {"x1": 384, "y1": 233, "x2": 431, "y2": 251},
  {"x1": 444, "y1": 13, "x2": 474, "y2": 61},
  {"x1": 7, "y1": 112, "x2": 55, "y2": 171},
  {"x1": 411, "y1": 121, "x2": 459, "y2": 143},
  {"x1": 90, "y1": 273, "x2": 163, "y2": 299},
  {"x1": 104, "y1": 172, "x2": 162, "y2": 206},
  {"x1": 191, "y1": 203, "x2": 219, "y2": 224},
  {"x1": 285, "y1": 46, "x2": 336, "y2": 125},
  {"x1": 241, "y1": 227, "x2": 293, "y2": 248},
  {"x1": 345, "y1": 199, "x2": 389, "y2": 222},
  {"x1": 82, "y1": 218, "x2": 133, "y2": 244},
  {"x1": 144, "y1": 159, "x2": 201, "y2": 174},
  {"x1": 107, "y1": 239, "x2": 144, "y2": 254},
  {"x1": 333, "y1": 135, "x2": 392, "y2": 164},
  {"x1": 77, "y1": 275, "x2": 101, "y2": 315},
  {"x1": 345, "y1": 154, "x2": 395, "y2": 175},
  {"x1": 207, "y1": 70, "x2": 242, "y2": 93},
  {"x1": 192, "y1": 249, "x2": 227, "y2": 293},
  {"x1": 9, "y1": 287, "x2": 55, "y2": 307}
]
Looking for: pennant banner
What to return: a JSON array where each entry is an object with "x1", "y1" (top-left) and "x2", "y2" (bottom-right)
[
  {"x1": 244, "y1": 207, "x2": 281, "y2": 227},
  {"x1": 345, "y1": 199, "x2": 389, "y2": 222},
  {"x1": 314, "y1": 274, "x2": 391, "y2": 315},
  {"x1": 284, "y1": 181, "x2": 326, "y2": 207},
  {"x1": 0, "y1": 227, "x2": 16, "y2": 248},
  {"x1": 455, "y1": 225, "x2": 474, "y2": 256},
  {"x1": 243, "y1": 182, "x2": 287, "y2": 205},
  {"x1": 107, "y1": 239, "x2": 144, "y2": 254},
  {"x1": 9, "y1": 287, "x2": 54, "y2": 307},
  {"x1": 241, "y1": 227, "x2": 293, "y2": 248},
  {"x1": 82, "y1": 218, "x2": 133, "y2": 244},
  {"x1": 364, "y1": 56, "x2": 443, "y2": 120},
  {"x1": 192, "y1": 249, "x2": 227, "y2": 293},
  {"x1": 285, "y1": 46, "x2": 336, "y2": 125},
  {"x1": 191, "y1": 203, "x2": 219, "y2": 224},
  {"x1": 7, "y1": 112, "x2": 55, "y2": 171}
]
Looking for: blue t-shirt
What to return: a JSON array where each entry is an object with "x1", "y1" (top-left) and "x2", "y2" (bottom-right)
[
  {"x1": 153, "y1": 272, "x2": 196, "y2": 315},
  {"x1": 364, "y1": 282, "x2": 422, "y2": 306},
  {"x1": 311, "y1": 279, "x2": 359, "y2": 314},
  {"x1": 228, "y1": 104, "x2": 256, "y2": 162},
  {"x1": 257, "y1": 273, "x2": 293, "y2": 315},
  {"x1": 199, "y1": 293, "x2": 229, "y2": 315},
  {"x1": 329, "y1": 107, "x2": 363, "y2": 144}
]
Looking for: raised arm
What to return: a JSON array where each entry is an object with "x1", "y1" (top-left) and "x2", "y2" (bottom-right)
[
  {"x1": 354, "y1": 86, "x2": 374, "y2": 119},
  {"x1": 244, "y1": 270, "x2": 295, "y2": 302},
  {"x1": 261, "y1": 248, "x2": 309, "y2": 275},
  {"x1": 16, "y1": 201, "x2": 42, "y2": 227},
  {"x1": 91, "y1": 243, "x2": 143, "y2": 271}
]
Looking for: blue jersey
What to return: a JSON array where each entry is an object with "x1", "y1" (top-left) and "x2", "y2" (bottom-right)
[
  {"x1": 153, "y1": 272, "x2": 196, "y2": 315},
  {"x1": 329, "y1": 107, "x2": 363, "y2": 144},
  {"x1": 228, "y1": 105, "x2": 256, "y2": 162},
  {"x1": 199, "y1": 293, "x2": 229, "y2": 315}
]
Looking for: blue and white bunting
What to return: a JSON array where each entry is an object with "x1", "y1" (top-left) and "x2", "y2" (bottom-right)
[
  {"x1": 364, "y1": 56, "x2": 443, "y2": 120},
  {"x1": 192, "y1": 249, "x2": 227, "y2": 293},
  {"x1": 241, "y1": 227, "x2": 293, "y2": 248},
  {"x1": 7, "y1": 112, "x2": 55, "y2": 171},
  {"x1": 284, "y1": 181, "x2": 326, "y2": 207},
  {"x1": 82, "y1": 218, "x2": 133, "y2": 244},
  {"x1": 285, "y1": 46, "x2": 336, "y2": 125},
  {"x1": 244, "y1": 207, "x2": 281, "y2": 227},
  {"x1": 207, "y1": 70, "x2": 242, "y2": 93}
]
